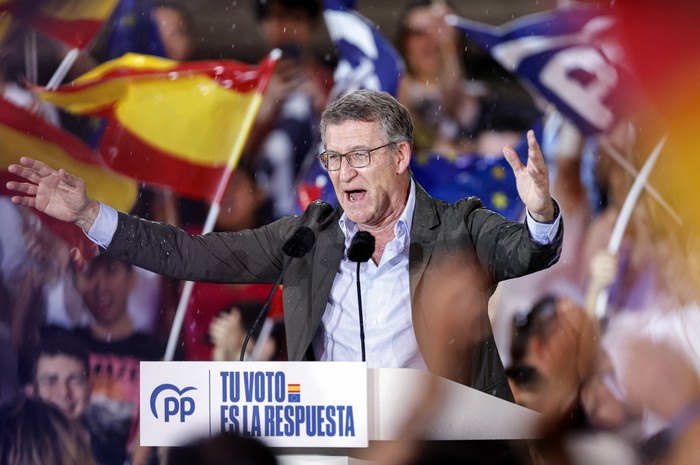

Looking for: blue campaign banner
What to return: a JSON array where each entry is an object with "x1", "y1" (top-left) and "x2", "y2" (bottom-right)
[
  {"x1": 448, "y1": 6, "x2": 627, "y2": 135},
  {"x1": 322, "y1": 0, "x2": 404, "y2": 99}
]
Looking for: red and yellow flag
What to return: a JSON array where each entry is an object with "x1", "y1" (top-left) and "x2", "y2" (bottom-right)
[
  {"x1": 0, "y1": 97, "x2": 137, "y2": 259},
  {"x1": 0, "y1": 97, "x2": 138, "y2": 211},
  {"x1": 9, "y1": 0, "x2": 118, "y2": 49},
  {"x1": 40, "y1": 53, "x2": 278, "y2": 202},
  {"x1": 615, "y1": 0, "x2": 700, "y2": 237}
]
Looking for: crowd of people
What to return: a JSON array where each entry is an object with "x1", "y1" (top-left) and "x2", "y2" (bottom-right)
[{"x1": 2, "y1": 1, "x2": 700, "y2": 465}]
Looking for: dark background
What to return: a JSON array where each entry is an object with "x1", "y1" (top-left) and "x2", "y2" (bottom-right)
[{"x1": 185, "y1": 0, "x2": 559, "y2": 63}]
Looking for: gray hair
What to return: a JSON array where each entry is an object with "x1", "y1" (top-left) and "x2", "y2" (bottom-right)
[{"x1": 320, "y1": 90, "x2": 414, "y2": 149}]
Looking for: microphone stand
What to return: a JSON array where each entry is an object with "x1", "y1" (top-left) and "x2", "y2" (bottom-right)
[
  {"x1": 239, "y1": 258, "x2": 291, "y2": 361},
  {"x1": 355, "y1": 261, "x2": 366, "y2": 362}
]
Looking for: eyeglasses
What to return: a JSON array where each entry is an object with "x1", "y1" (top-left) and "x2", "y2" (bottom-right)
[{"x1": 318, "y1": 142, "x2": 396, "y2": 171}]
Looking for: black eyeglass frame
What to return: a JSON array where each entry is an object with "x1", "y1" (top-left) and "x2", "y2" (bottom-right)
[{"x1": 317, "y1": 142, "x2": 397, "y2": 171}]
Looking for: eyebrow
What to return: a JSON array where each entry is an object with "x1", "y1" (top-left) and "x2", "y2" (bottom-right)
[{"x1": 325, "y1": 145, "x2": 375, "y2": 153}]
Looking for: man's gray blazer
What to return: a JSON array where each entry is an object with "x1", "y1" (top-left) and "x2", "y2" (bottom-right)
[{"x1": 105, "y1": 182, "x2": 563, "y2": 401}]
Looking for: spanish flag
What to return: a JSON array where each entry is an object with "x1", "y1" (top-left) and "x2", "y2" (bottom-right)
[
  {"x1": 0, "y1": 97, "x2": 137, "y2": 258},
  {"x1": 40, "y1": 53, "x2": 278, "y2": 202},
  {"x1": 0, "y1": 97, "x2": 137, "y2": 212},
  {"x1": 10, "y1": 0, "x2": 119, "y2": 49}
]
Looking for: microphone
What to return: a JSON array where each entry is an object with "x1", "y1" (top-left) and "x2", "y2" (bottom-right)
[
  {"x1": 347, "y1": 231, "x2": 375, "y2": 362},
  {"x1": 240, "y1": 226, "x2": 316, "y2": 361}
]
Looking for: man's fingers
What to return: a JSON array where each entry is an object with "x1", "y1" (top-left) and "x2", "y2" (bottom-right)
[
  {"x1": 5, "y1": 181, "x2": 37, "y2": 195},
  {"x1": 7, "y1": 164, "x2": 42, "y2": 183},
  {"x1": 9, "y1": 195, "x2": 36, "y2": 208},
  {"x1": 502, "y1": 145, "x2": 524, "y2": 173},
  {"x1": 19, "y1": 156, "x2": 54, "y2": 176},
  {"x1": 526, "y1": 130, "x2": 548, "y2": 171}
]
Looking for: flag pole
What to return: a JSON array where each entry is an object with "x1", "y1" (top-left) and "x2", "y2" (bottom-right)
[
  {"x1": 46, "y1": 47, "x2": 79, "y2": 90},
  {"x1": 593, "y1": 135, "x2": 667, "y2": 320},
  {"x1": 598, "y1": 138, "x2": 681, "y2": 225},
  {"x1": 164, "y1": 50, "x2": 281, "y2": 362},
  {"x1": 24, "y1": 31, "x2": 38, "y2": 84}
]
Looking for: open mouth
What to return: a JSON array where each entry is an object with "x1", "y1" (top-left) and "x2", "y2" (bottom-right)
[{"x1": 346, "y1": 190, "x2": 366, "y2": 203}]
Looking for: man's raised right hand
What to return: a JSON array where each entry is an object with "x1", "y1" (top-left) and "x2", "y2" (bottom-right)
[{"x1": 6, "y1": 157, "x2": 100, "y2": 232}]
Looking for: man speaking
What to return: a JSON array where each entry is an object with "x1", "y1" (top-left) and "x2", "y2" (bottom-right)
[{"x1": 7, "y1": 89, "x2": 562, "y2": 402}]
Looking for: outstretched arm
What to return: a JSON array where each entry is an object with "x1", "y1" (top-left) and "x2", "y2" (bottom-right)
[
  {"x1": 503, "y1": 130, "x2": 555, "y2": 223},
  {"x1": 6, "y1": 157, "x2": 100, "y2": 231}
]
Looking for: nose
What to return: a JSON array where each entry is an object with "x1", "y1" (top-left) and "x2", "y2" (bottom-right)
[
  {"x1": 338, "y1": 157, "x2": 357, "y2": 182},
  {"x1": 55, "y1": 380, "x2": 72, "y2": 403}
]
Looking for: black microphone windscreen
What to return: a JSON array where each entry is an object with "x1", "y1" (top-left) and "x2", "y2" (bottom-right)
[
  {"x1": 281, "y1": 226, "x2": 316, "y2": 258},
  {"x1": 347, "y1": 231, "x2": 375, "y2": 263}
]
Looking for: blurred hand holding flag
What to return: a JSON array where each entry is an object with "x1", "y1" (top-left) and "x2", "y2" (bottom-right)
[
  {"x1": 7, "y1": 0, "x2": 119, "y2": 49},
  {"x1": 322, "y1": 0, "x2": 404, "y2": 100},
  {"x1": 38, "y1": 52, "x2": 278, "y2": 202},
  {"x1": 0, "y1": 97, "x2": 137, "y2": 258},
  {"x1": 447, "y1": 6, "x2": 628, "y2": 136}
]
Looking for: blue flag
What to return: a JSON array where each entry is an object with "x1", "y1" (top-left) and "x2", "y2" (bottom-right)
[
  {"x1": 410, "y1": 121, "x2": 542, "y2": 222},
  {"x1": 322, "y1": 0, "x2": 404, "y2": 100},
  {"x1": 447, "y1": 6, "x2": 625, "y2": 135},
  {"x1": 297, "y1": 0, "x2": 405, "y2": 212},
  {"x1": 104, "y1": 0, "x2": 166, "y2": 60},
  {"x1": 411, "y1": 154, "x2": 523, "y2": 221},
  {"x1": 75, "y1": 0, "x2": 166, "y2": 148}
]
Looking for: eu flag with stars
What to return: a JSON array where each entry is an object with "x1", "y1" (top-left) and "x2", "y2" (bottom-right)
[{"x1": 104, "y1": 0, "x2": 165, "y2": 59}]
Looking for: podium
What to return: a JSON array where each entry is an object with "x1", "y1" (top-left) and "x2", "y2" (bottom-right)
[
  {"x1": 140, "y1": 362, "x2": 539, "y2": 464},
  {"x1": 276, "y1": 368, "x2": 540, "y2": 465}
]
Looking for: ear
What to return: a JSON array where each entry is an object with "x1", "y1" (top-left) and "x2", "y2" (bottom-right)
[
  {"x1": 395, "y1": 141, "x2": 412, "y2": 175},
  {"x1": 529, "y1": 337, "x2": 545, "y2": 359}
]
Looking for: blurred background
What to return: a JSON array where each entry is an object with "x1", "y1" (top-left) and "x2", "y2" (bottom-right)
[{"x1": 184, "y1": 0, "x2": 559, "y2": 62}]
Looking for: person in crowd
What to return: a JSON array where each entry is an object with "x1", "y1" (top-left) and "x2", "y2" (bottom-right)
[
  {"x1": 396, "y1": 0, "x2": 539, "y2": 159},
  {"x1": 248, "y1": 0, "x2": 333, "y2": 219},
  {"x1": 617, "y1": 338, "x2": 700, "y2": 465},
  {"x1": 6, "y1": 89, "x2": 562, "y2": 404},
  {"x1": 209, "y1": 302, "x2": 285, "y2": 362},
  {"x1": 153, "y1": 1, "x2": 195, "y2": 62},
  {"x1": 24, "y1": 331, "x2": 91, "y2": 422},
  {"x1": 1, "y1": 30, "x2": 60, "y2": 125},
  {"x1": 0, "y1": 396, "x2": 97, "y2": 465},
  {"x1": 168, "y1": 431, "x2": 278, "y2": 465},
  {"x1": 182, "y1": 163, "x2": 282, "y2": 361},
  {"x1": 69, "y1": 254, "x2": 166, "y2": 465},
  {"x1": 396, "y1": 0, "x2": 484, "y2": 155},
  {"x1": 506, "y1": 294, "x2": 597, "y2": 416},
  {"x1": 0, "y1": 308, "x2": 19, "y2": 404}
]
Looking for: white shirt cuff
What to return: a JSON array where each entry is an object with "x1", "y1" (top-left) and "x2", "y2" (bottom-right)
[
  {"x1": 86, "y1": 202, "x2": 118, "y2": 249},
  {"x1": 525, "y1": 200, "x2": 561, "y2": 245}
]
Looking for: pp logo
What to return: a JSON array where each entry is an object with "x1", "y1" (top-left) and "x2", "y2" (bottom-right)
[{"x1": 150, "y1": 384, "x2": 197, "y2": 423}]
